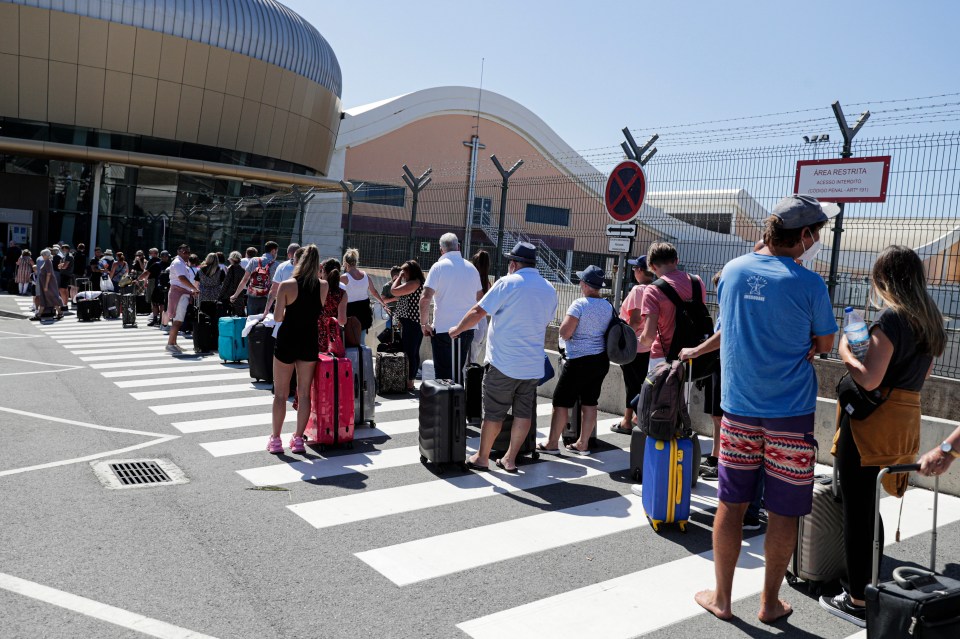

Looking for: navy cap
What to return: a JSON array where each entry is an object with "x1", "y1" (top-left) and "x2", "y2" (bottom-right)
[
  {"x1": 576, "y1": 264, "x2": 606, "y2": 288},
  {"x1": 627, "y1": 256, "x2": 648, "y2": 270},
  {"x1": 504, "y1": 241, "x2": 537, "y2": 264},
  {"x1": 772, "y1": 194, "x2": 840, "y2": 230}
]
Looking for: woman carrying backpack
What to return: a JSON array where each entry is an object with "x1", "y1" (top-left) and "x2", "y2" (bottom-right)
[{"x1": 539, "y1": 265, "x2": 611, "y2": 456}]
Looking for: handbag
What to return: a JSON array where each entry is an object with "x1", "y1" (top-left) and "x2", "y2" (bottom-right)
[
  {"x1": 605, "y1": 302, "x2": 638, "y2": 365},
  {"x1": 538, "y1": 354, "x2": 555, "y2": 387},
  {"x1": 100, "y1": 273, "x2": 115, "y2": 292},
  {"x1": 836, "y1": 373, "x2": 892, "y2": 420},
  {"x1": 118, "y1": 274, "x2": 133, "y2": 288}
]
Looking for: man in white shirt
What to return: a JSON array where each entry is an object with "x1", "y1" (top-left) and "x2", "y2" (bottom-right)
[
  {"x1": 265, "y1": 243, "x2": 299, "y2": 313},
  {"x1": 450, "y1": 242, "x2": 557, "y2": 472},
  {"x1": 420, "y1": 233, "x2": 482, "y2": 380},
  {"x1": 165, "y1": 244, "x2": 200, "y2": 354}
]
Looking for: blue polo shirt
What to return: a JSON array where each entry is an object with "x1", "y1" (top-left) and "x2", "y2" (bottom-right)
[
  {"x1": 718, "y1": 253, "x2": 838, "y2": 417},
  {"x1": 479, "y1": 267, "x2": 557, "y2": 380}
]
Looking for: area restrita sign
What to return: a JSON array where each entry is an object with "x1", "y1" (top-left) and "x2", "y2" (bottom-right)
[{"x1": 794, "y1": 156, "x2": 891, "y2": 203}]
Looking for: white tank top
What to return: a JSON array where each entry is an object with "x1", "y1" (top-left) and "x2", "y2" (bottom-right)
[{"x1": 345, "y1": 271, "x2": 369, "y2": 302}]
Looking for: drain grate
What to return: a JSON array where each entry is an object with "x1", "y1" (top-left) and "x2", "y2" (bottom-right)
[
  {"x1": 91, "y1": 458, "x2": 188, "y2": 489},
  {"x1": 109, "y1": 461, "x2": 171, "y2": 485}
]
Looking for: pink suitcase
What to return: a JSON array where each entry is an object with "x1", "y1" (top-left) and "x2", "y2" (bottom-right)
[{"x1": 304, "y1": 353, "x2": 355, "y2": 450}]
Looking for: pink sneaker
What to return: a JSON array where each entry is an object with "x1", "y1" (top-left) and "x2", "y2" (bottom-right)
[
  {"x1": 266, "y1": 436, "x2": 283, "y2": 454},
  {"x1": 289, "y1": 435, "x2": 306, "y2": 454}
]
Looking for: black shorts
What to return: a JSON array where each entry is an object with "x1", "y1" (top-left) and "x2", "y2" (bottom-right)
[
  {"x1": 552, "y1": 352, "x2": 610, "y2": 408},
  {"x1": 703, "y1": 368, "x2": 722, "y2": 417},
  {"x1": 274, "y1": 324, "x2": 319, "y2": 364},
  {"x1": 59, "y1": 274, "x2": 73, "y2": 288}
]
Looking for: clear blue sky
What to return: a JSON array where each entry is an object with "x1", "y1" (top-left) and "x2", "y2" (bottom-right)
[{"x1": 286, "y1": 0, "x2": 958, "y2": 158}]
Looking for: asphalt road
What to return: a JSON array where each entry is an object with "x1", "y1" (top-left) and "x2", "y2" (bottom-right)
[{"x1": 0, "y1": 292, "x2": 957, "y2": 639}]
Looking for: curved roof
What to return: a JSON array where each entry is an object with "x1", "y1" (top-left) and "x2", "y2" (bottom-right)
[{"x1": 9, "y1": 0, "x2": 341, "y2": 96}]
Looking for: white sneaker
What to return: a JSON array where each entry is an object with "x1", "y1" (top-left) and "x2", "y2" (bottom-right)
[
  {"x1": 630, "y1": 484, "x2": 643, "y2": 497},
  {"x1": 165, "y1": 344, "x2": 183, "y2": 354}
]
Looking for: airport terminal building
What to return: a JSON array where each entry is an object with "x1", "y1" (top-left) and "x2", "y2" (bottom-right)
[{"x1": 0, "y1": 0, "x2": 343, "y2": 255}]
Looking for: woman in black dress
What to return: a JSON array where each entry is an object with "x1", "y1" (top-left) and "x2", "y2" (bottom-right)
[{"x1": 268, "y1": 245, "x2": 328, "y2": 456}]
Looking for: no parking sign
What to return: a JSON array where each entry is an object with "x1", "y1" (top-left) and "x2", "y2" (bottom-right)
[{"x1": 604, "y1": 160, "x2": 646, "y2": 223}]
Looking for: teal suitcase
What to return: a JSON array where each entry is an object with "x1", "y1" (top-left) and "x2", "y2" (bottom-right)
[{"x1": 218, "y1": 317, "x2": 248, "y2": 362}]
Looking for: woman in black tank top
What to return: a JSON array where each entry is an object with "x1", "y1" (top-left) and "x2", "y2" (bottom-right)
[{"x1": 268, "y1": 245, "x2": 328, "y2": 456}]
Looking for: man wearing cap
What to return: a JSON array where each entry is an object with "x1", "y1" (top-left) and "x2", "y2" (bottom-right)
[
  {"x1": 540, "y1": 264, "x2": 611, "y2": 455},
  {"x1": 695, "y1": 194, "x2": 838, "y2": 624},
  {"x1": 166, "y1": 244, "x2": 200, "y2": 355},
  {"x1": 449, "y1": 242, "x2": 557, "y2": 472},
  {"x1": 420, "y1": 233, "x2": 482, "y2": 380},
  {"x1": 265, "y1": 242, "x2": 300, "y2": 313},
  {"x1": 612, "y1": 255, "x2": 656, "y2": 434}
]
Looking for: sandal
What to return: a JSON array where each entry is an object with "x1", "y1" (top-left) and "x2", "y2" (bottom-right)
[
  {"x1": 610, "y1": 423, "x2": 632, "y2": 434},
  {"x1": 565, "y1": 445, "x2": 592, "y2": 456},
  {"x1": 495, "y1": 459, "x2": 519, "y2": 474},
  {"x1": 536, "y1": 443, "x2": 562, "y2": 456}
]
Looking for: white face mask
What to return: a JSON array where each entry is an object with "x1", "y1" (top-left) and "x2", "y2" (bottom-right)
[{"x1": 798, "y1": 231, "x2": 822, "y2": 264}]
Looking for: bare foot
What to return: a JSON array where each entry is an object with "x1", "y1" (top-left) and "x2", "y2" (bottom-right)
[
  {"x1": 758, "y1": 599, "x2": 792, "y2": 624},
  {"x1": 695, "y1": 590, "x2": 733, "y2": 621}
]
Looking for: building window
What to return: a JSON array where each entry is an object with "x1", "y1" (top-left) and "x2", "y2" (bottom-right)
[
  {"x1": 472, "y1": 196, "x2": 492, "y2": 225},
  {"x1": 667, "y1": 212, "x2": 732, "y2": 235},
  {"x1": 351, "y1": 181, "x2": 406, "y2": 208},
  {"x1": 525, "y1": 203, "x2": 570, "y2": 227}
]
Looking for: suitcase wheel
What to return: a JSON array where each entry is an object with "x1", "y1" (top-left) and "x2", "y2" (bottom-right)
[
  {"x1": 649, "y1": 519, "x2": 660, "y2": 533},
  {"x1": 420, "y1": 455, "x2": 428, "y2": 464},
  {"x1": 678, "y1": 521, "x2": 688, "y2": 533},
  {"x1": 346, "y1": 442, "x2": 354, "y2": 450},
  {"x1": 531, "y1": 451, "x2": 540, "y2": 460},
  {"x1": 459, "y1": 462, "x2": 469, "y2": 472}
]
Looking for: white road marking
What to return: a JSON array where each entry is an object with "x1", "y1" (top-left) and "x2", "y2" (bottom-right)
[
  {"x1": 154, "y1": 394, "x2": 420, "y2": 417},
  {"x1": 81, "y1": 352, "x2": 208, "y2": 362},
  {"x1": 290, "y1": 449, "x2": 627, "y2": 529},
  {"x1": 0, "y1": 571, "x2": 218, "y2": 639},
  {"x1": 115, "y1": 372, "x2": 252, "y2": 388},
  {"x1": 102, "y1": 364, "x2": 247, "y2": 379},
  {"x1": 89, "y1": 357, "x2": 219, "y2": 369},
  {"x1": 0, "y1": 355, "x2": 84, "y2": 376},
  {"x1": 357, "y1": 494, "x2": 647, "y2": 586},
  {"x1": 70, "y1": 345, "x2": 175, "y2": 355},
  {"x1": 200, "y1": 426, "x2": 396, "y2": 457},
  {"x1": 130, "y1": 382, "x2": 268, "y2": 401},
  {"x1": 455, "y1": 485, "x2": 960, "y2": 639},
  {"x1": 55, "y1": 338, "x2": 166, "y2": 347}
]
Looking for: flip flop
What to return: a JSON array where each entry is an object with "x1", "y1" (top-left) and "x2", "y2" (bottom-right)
[
  {"x1": 610, "y1": 424, "x2": 632, "y2": 434},
  {"x1": 536, "y1": 443, "x2": 562, "y2": 456},
  {"x1": 495, "y1": 459, "x2": 519, "y2": 474},
  {"x1": 465, "y1": 460, "x2": 489, "y2": 472},
  {"x1": 565, "y1": 445, "x2": 591, "y2": 456}
]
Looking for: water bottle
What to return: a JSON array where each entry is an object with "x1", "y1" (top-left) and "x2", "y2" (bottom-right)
[{"x1": 843, "y1": 307, "x2": 870, "y2": 361}]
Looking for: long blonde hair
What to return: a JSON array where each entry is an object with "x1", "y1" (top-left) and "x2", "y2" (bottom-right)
[
  {"x1": 293, "y1": 244, "x2": 321, "y2": 290},
  {"x1": 871, "y1": 245, "x2": 945, "y2": 356}
]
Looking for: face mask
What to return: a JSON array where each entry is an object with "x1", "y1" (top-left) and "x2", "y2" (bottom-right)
[{"x1": 798, "y1": 231, "x2": 822, "y2": 264}]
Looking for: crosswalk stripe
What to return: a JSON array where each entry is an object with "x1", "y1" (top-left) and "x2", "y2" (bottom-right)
[
  {"x1": 155, "y1": 394, "x2": 421, "y2": 417},
  {"x1": 237, "y1": 443, "x2": 433, "y2": 486},
  {"x1": 290, "y1": 449, "x2": 626, "y2": 530},
  {"x1": 54, "y1": 337, "x2": 166, "y2": 346},
  {"x1": 200, "y1": 425, "x2": 400, "y2": 457},
  {"x1": 455, "y1": 484, "x2": 960, "y2": 639},
  {"x1": 81, "y1": 352, "x2": 199, "y2": 362},
  {"x1": 356, "y1": 493, "x2": 648, "y2": 586},
  {"x1": 102, "y1": 364, "x2": 247, "y2": 379},
  {"x1": 114, "y1": 372, "x2": 252, "y2": 388},
  {"x1": 39, "y1": 325, "x2": 130, "y2": 333},
  {"x1": 70, "y1": 345, "x2": 171, "y2": 355},
  {"x1": 89, "y1": 356, "x2": 219, "y2": 369},
  {"x1": 130, "y1": 382, "x2": 268, "y2": 401}
]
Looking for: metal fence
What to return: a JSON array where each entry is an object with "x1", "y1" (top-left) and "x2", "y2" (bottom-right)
[{"x1": 337, "y1": 131, "x2": 960, "y2": 378}]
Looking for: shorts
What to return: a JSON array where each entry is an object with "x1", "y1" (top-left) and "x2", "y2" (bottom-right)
[
  {"x1": 481, "y1": 365, "x2": 537, "y2": 423},
  {"x1": 167, "y1": 286, "x2": 192, "y2": 323},
  {"x1": 145, "y1": 279, "x2": 156, "y2": 304},
  {"x1": 552, "y1": 352, "x2": 609, "y2": 408},
  {"x1": 703, "y1": 368, "x2": 722, "y2": 417},
  {"x1": 717, "y1": 412, "x2": 817, "y2": 517},
  {"x1": 59, "y1": 274, "x2": 73, "y2": 288}
]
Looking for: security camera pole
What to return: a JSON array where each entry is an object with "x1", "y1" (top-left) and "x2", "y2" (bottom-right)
[
  {"x1": 610, "y1": 130, "x2": 657, "y2": 308},
  {"x1": 402, "y1": 165, "x2": 432, "y2": 260},
  {"x1": 491, "y1": 155, "x2": 524, "y2": 279},
  {"x1": 826, "y1": 101, "x2": 870, "y2": 303}
]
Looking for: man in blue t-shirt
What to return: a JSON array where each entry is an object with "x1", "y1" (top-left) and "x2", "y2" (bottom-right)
[{"x1": 695, "y1": 194, "x2": 838, "y2": 625}]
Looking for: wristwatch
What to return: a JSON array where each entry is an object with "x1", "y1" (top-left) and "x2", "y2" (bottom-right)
[{"x1": 940, "y1": 441, "x2": 960, "y2": 458}]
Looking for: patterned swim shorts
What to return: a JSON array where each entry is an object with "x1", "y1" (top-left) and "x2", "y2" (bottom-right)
[{"x1": 717, "y1": 412, "x2": 817, "y2": 517}]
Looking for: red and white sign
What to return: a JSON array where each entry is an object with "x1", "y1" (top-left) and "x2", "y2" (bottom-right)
[
  {"x1": 794, "y1": 156, "x2": 891, "y2": 203},
  {"x1": 605, "y1": 160, "x2": 646, "y2": 222}
]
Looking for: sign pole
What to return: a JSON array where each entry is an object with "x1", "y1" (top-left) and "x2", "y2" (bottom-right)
[{"x1": 826, "y1": 101, "x2": 869, "y2": 303}]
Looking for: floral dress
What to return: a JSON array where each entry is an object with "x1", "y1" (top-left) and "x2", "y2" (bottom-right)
[
  {"x1": 15, "y1": 256, "x2": 33, "y2": 284},
  {"x1": 317, "y1": 285, "x2": 345, "y2": 354}
]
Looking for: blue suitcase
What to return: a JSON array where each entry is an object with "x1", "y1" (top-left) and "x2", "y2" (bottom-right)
[
  {"x1": 218, "y1": 317, "x2": 248, "y2": 362},
  {"x1": 641, "y1": 436, "x2": 693, "y2": 532}
]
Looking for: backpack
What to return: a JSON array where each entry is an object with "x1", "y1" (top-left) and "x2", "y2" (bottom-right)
[
  {"x1": 636, "y1": 360, "x2": 691, "y2": 441},
  {"x1": 248, "y1": 258, "x2": 271, "y2": 297},
  {"x1": 605, "y1": 301, "x2": 638, "y2": 365},
  {"x1": 653, "y1": 275, "x2": 719, "y2": 381}
]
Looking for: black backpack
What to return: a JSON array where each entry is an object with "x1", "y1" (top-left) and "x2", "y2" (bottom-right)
[{"x1": 653, "y1": 275, "x2": 719, "y2": 380}]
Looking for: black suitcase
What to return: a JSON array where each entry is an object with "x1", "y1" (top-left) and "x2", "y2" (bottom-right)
[
  {"x1": 121, "y1": 294, "x2": 138, "y2": 328},
  {"x1": 418, "y1": 379, "x2": 467, "y2": 470},
  {"x1": 192, "y1": 310, "x2": 217, "y2": 353},
  {"x1": 77, "y1": 297, "x2": 101, "y2": 322},
  {"x1": 865, "y1": 464, "x2": 960, "y2": 638},
  {"x1": 464, "y1": 363, "x2": 485, "y2": 423},
  {"x1": 492, "y1": 409, "x2": 539, "y2": 460},
  {"x1": 135, "y1": 294, "x2": 151, "y2": 314},
  {"x1": 562, "y1": 400, "x2": 598, "y2": 447},
  {"x1": 248, "y1": 322, "x2": 274, "y2": 383},
  {"x1": 100, "y1": 292, "x2": 120, "y2": 319},
  {"x1": 629, "y1": 425, "x2": 646, "y2": 481}
]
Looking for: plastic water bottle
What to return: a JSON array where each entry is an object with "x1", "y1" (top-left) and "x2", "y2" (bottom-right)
[{"x1": 843, "y1": 307, "x2": 870, "y2": 361}]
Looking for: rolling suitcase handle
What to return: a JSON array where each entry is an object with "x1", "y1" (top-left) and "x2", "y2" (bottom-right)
[
  {"x1": 451, "y1": 334, "x2": 463, "y2": 386},
  {"x1": 871, "y1": 463, "x2": 939, "y2": 587}
]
